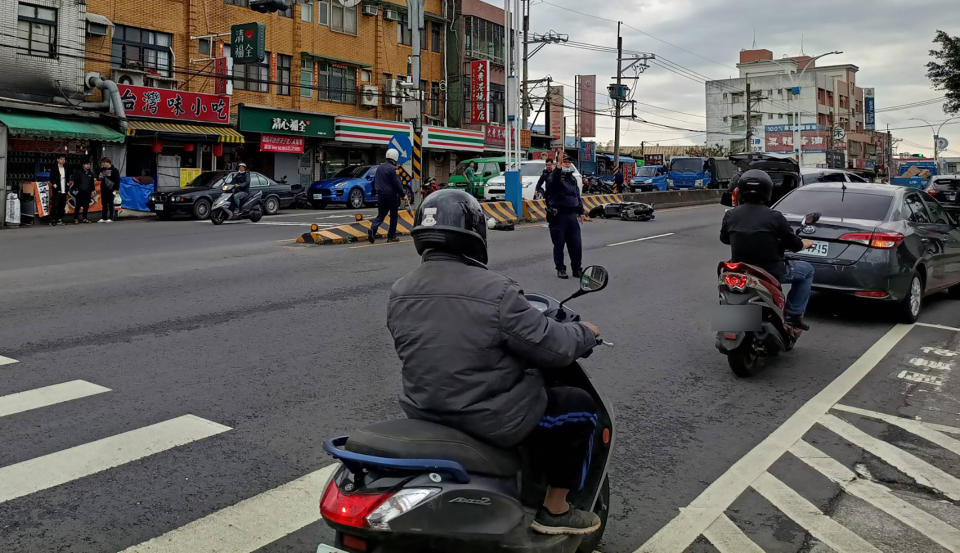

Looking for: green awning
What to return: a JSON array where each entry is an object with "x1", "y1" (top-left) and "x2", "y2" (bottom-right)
[{"x1": 0, "y1": 112, "x2": 125, "y2": 142}]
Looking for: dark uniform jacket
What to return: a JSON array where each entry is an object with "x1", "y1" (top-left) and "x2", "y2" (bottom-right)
[
  {"x1": 374, "y1": 161, "x2": 404, "y2": 206},
  {"x1": 544, "y1": 169, "x2": 584, "y2": 215}
]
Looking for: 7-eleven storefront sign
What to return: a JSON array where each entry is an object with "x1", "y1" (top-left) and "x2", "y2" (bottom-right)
[
  {"x1": 334, "y1": 116, "x2": 412, "y2": 144},
  {"x1": 422, "y1": 126, "x2": 485, "y2": 152}
]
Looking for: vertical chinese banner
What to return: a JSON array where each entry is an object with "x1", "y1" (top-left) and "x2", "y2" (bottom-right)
[
  {"x1": 214, "y1": 57, "x2": 227, "y2": 95},
  {"x1": 470, "y1": 60, "x2": 489, "y2": 124},
  {"x1": 864, "y1": 88, "x2": 875, "y2": 131},
  {"x1": 578, "y1": 76, "x2": 596, "y2": 138},
  {"x1": 548, "y1": 85, "x2": 564, "y2": 144}
]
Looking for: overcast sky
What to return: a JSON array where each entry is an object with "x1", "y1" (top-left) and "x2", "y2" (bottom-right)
[{"x1": 500, "y1": 0, "x2": 960, "y2": 157}]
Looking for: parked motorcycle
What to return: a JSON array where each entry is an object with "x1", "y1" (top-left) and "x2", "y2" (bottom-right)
[
  {"x1": 421, "y1": 177, "x2": 442, "y2": 199},
  {"x1": 581, "y1": 176, "x2": 614, "y2": 196},
  {"x1": 713, "y1": 212, "x2": 820, "y2": 376},
  {"x1": 318, "y1": 266, "x2": 614, "y2": 553},
  {"x1": 209, "y1": 184, "x2": 264, "y2": 225}
]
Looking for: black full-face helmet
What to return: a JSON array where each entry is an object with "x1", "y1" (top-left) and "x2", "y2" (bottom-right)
[
  {"x1": 411, "y1": 189, "x2": 488, "y2": 263},
  {"x1": 737, "y1": 169, "x2": 774, "y2": 204}
]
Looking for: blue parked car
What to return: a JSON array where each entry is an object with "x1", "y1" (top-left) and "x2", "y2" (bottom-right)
[
  {"x1": 310, "y1": 165, "x2": 415, "y2": 209},
  {"x1": 631, "y1": 165, "x2": 667, "y2": 192}
]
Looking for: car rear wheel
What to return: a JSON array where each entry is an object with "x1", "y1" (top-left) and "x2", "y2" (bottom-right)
[
  {"x1": 348, "y1": 188, "x2": 365, "y2": 209},
  {"x1": 264, "y1": 196, "x2": 280, "y2": 215},
  {"x1": 193, "y1": 198, "x2": 211, "y2": 220},
  {"x1": 899, "y1": 273, "x2": 923, "y2": 323}
]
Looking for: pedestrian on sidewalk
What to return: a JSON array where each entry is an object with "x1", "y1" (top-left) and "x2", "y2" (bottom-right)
[
  {"x1": 98, "y1": 158, "x2": 120, "y2": 223},
  {"x1": 534, "y1": 158, "x2": 554, "y2": 199},
  {"x1": 545, "y1": 148, "x2": 588, "y2": 279},
  {"x1": 368, "y1": 149, "x2": 405, "y2": 244},
  {"x1": 49, "y1": 155, "x2": 68, "y2": 226},
  {"x1": 72, "y1": 160, "x2": 96, "y2": 223}
]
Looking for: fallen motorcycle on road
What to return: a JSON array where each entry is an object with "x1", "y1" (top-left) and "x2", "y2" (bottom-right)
[{"x1": 587, "y1": 202, "x2": 655, "y2": 222}]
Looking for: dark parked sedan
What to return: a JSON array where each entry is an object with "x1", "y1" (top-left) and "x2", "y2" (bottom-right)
[
  {"x1": 773, "y1": 182, "x2": 960, "y2": 321},
  {"x1": 926, "y1": 174, "x2": 960, "y2": 218},
  {"x1": 148, "y1": 171, "x2": 302, "y2": 219}
]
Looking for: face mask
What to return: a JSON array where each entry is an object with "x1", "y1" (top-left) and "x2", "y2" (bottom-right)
[{"x1": 562, "y1": 166, "x2": 573, "y2": 173}]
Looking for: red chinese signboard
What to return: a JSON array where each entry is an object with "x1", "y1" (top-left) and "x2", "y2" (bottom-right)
[
  {"x1": 260, "y1": 133, "x2": 305, "y2": 154},
  {"x1": 470, "y1": 60, "x2": 489, "y2": 124},
  {"x1": 118, "y1": 84, "x2": 230, "y2": 123},
  {"x1": 577, "y1": 75, "x2": 596, "y2": 138},
  {"x1": 484, "y1": 125, "x2": 531, "y2": 149},
  {"x1": 214, "y1": 57, "x2": 228, "y2": 95},
  {"x1": 764, "y1": 127, "x2": 831, "y2": 153},
  {"x1": 548, "y1": 85, "x2": 564, "y2": 144}
]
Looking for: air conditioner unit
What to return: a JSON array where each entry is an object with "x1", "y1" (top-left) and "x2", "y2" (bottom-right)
[
  {"x1": 361, "y1": 4, "x2": 378, "y2": 16},
  {"x1": 383, "y1": 8, "x2": 399, "y2": 21},
  {"x1": 112, "y1": 69, "x2": 145, "y2": 87},
  {"x1": 361, "y1": 85, "x2": 378, "y2": 107},
  {"x1": 384, "y1": 79, "x2": 401, "y2": 106}
]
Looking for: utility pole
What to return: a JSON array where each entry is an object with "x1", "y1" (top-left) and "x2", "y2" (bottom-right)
[
  {"x1": 745, "y1": 82, "x2": 753, "y2": 159},
  {"x1": 522, "y1": 0, "x2": 529, "y2": 130},
  {"x1": 613, "y1": 21, "x2": 623, "y2": 170}
]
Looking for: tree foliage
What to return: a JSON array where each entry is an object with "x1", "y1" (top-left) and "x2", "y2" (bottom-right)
[{"x1": 927, "y1": 30, "x2": 960, "y2": 114}]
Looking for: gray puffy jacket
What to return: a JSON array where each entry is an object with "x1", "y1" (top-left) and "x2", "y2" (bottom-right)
[{"x1": 387, "y1": 251, "x2": 597, "y2": 447}]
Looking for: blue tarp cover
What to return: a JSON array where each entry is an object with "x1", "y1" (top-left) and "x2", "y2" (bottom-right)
[{"x1": 119, "y1": 177, "x2": 153, "y2": 211}]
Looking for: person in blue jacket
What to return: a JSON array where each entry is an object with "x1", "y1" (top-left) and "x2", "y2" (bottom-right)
[
  {"x1": 368, "y1": 148, "x2": 406, "y2": 243},
  {"x1": 545, "y1": 149, "x2": 588, "y2": 279}
]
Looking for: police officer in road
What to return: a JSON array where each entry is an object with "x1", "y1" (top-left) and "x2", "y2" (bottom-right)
[
  {"x1": 368, "y1": 148, "x2": 405, "y2": 243},
  {"x1": 544, "y1": 149, "x2": 588, "y2": 279}
]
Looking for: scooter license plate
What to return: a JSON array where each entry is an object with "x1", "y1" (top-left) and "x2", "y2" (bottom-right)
[
  {"x1": 712, "y1": 304, "x2": 761, "y2": 331},
  {"x1": 316, "y1": 545, "x2": 349, "y2": 553}
]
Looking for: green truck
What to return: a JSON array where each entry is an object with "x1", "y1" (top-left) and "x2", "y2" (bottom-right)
[{"x1": 448, "y1": 157, "x2": 506, "y2": 199}]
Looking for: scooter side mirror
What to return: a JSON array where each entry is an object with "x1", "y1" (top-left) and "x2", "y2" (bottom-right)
[{"x1": 559, "y1": 265, "x2": 609, "y2": 308}]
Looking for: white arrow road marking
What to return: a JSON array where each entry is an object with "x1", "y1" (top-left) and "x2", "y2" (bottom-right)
[{"x1": 0, "y1": 355, "x2": 17, "y2": 366}]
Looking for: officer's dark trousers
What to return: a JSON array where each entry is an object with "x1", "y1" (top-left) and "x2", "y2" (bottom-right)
[
  {"x1": 523, "y1": 386, "x2": 597, "y2": 490},
  {"x1": 370, "y1": 200, "x2": 399, "y2": 239},
  {"x1": 549, "y1": 212, "x2": 582, "y2": 274}
]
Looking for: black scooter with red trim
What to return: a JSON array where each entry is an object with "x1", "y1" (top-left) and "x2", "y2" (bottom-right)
[{"x1": 714, "y1": 212, "x2": 820, "y2": 377}]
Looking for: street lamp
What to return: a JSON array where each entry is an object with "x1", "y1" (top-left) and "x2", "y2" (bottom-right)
[
  {"x1": 909, "y1": 116, "x2": 959, "y2": 169},
  {"x1": 767, "y1": 50, "x2": 842, "y2": 166}
]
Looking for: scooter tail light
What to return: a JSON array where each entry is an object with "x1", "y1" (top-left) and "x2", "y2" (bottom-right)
[
  {"x1": 365, "y1": 488, "x2": 441, "y2": 530},
  {"x1": 722, "y1": 273, "x2": 750, "y2": 291},
  {"x1": 723, "y1": 262, "x2": 741, "y2": 271},
  {"x1": 320, "y1": 480, "x2": 393, "y2": 529}
]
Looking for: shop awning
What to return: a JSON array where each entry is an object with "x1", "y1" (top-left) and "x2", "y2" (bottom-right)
[
  {"x1": 125, "y1": 120, "x2": 245, "y2": 143},
  {"x1": 0, "y1": 112, "x2": 125, "y2": 142}
]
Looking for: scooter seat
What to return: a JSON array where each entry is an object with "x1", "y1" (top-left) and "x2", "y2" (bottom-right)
[{"x1": 345, "y1": 419, "x2": 520, "y2": 477}]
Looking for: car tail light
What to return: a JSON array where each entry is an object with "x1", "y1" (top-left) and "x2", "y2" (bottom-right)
[
  {"x1": 723, "y1": 273, "x2": 749, "y2": 291},
  {"x1": 839, "y1": 232, "x2": 903, "y2": 249},
  {"x1": 855, "y1": 290, "x2": 889, "y2": 298},
  {"x1": 723, "y1": 332, "x2": 739, "y2": 340},
  {"x1": 320, "y1": 480, "x2": 393, "y2": 528}
]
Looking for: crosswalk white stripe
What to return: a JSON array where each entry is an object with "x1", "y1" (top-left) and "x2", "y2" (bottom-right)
[
  {"x1": 791, "y1": 440, "x2": 960, "y2": 553},
  {"x1": 0, "y1": 414, "x2": 230, "y2": 504},
  {"x1": 751, "y1": 472, "x2": 882, "y2": 553},
  {"x1": 0, "y1": 355, "x2": 18, "y2": 366},
  {"x1": 702, "y1": 514, "x2": 765, "y2": 553},
  {"x1": 832, "y1": 404, "x2": 960, "y2": 456},
  {"x1": 0, "y1": 380, "x2": 111, "y2": 418},
  {"x1": 636, "y1": 323, "x2": 913, "y2": 553},
  {"x1": 819, "y1": 413, "x2": 960, "y2": 501},
  {"x1": 118, "y1": 464, "x2": 337, "y2": 553}
]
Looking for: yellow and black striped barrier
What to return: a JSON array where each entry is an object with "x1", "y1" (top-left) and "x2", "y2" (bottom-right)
[
  {"x1": 481, "y1": 201, "x2": 520, "y2": 224},
  {"x1": 297, "y1": 210, "x2": 417, "y2": 245},
  {"x1": 523, "y1": 195, "x2": 623, "y2": 222}
]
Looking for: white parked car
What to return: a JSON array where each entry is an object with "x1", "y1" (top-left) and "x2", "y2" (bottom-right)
[{"x1": 484, "y1": 160, "x2": 583, "y2": 201}]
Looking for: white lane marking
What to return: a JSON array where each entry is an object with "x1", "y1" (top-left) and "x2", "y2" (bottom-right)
[
  {"x1": 897, "y1": 370, "x2": 945, "y2": 386},
  {"x1": 921, "y1": 346, "x2": 959, "y2": 357},
  {"x1": 832, "y1": 404, "x2": 960, "y2": 456},
  {"x1": 194, "y1": 220, "x2": 338, "y2": 227},
  {"x1": 0, "y1": 380, "x2": 111, "y2": 418},
  {"x1": 751, "y1": 472, "x2": 882, "y2": 553},
  {"x1": 916, "y1": 322, "x2": 960, "y2": 332},
  {"x1": 636, "y1": 323, "x2": 912, "y2": 553},
  {"x1": 0, "y1": 355, "x2": 18, "y2": 366},
  {"x1": 118, "y1": 464, "x2": 337, "y2": 553},
  {"x1": 791, "y1": 440, "x2": 960, "y2": 553},
  {"x1": 819, "y1": 413, "x2": 960, "y2": 500},
  {"x1": 0, "y1": 415, "x2": 230, "y2": 504},
  {"x1": 606, "y1": 232, "x2": 675, "y2": 247},
  {"x1": 701, "y1": 514, "x2": 764, "y2": 553},
  {"x1": 909, "y1": 357, "x2": 953, "y2": 371}
]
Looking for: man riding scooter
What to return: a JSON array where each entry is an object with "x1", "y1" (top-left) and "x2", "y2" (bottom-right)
[
  {"x1": 230, "y1": 162, "x2": 250, "y2": 214},
  {"x1": 720, "y1": 169, "x2": 816, "y2": 330},
  {"x1": 388, "y1": 189, "x2": 603, "y2": 535}
]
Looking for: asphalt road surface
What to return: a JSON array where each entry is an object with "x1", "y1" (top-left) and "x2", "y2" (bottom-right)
[{"x1": 1, "y1": 204, "x2": 959, "y2": 553}]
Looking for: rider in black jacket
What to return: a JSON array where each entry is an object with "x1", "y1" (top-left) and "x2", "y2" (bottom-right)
[
  {"x1": 720, "y1": 169, "x2": 815, "y2": 329},
  {"x1": 231, "y1": 163, "x2": 250, "y2": 213}
]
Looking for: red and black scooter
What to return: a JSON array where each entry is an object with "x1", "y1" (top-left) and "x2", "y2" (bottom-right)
[{"x1": 713, "y1": 212, "x2": 820, "y2": 377}]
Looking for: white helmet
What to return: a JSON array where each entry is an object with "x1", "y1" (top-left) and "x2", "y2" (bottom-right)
[{"x1": 386, "y1": 148, "x2": 400, "y2": 162}]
